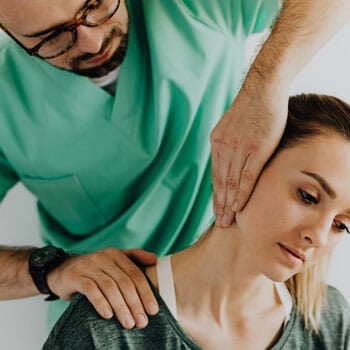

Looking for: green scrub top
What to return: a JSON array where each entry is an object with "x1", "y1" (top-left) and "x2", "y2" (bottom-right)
[{"x1": 0, "y1": 0, "x2": 279, "y2": 324}]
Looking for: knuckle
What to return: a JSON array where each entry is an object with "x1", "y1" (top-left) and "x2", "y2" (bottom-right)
[
  {"x1": 215, "y1": 177, "x2": 226, "y2": 190},
  {"x1": 99, "y1": 278, "x2": 116, "y2": 291},
  {"x1": 242, "y1": 168, "x2": 254, "y2": 181},
  {"x1": 117, "y1": 276, "x2": 135, "y2": 291},
  {"x1": 126, "y1": 266, "x2": 144, "y2": 282},
  {"x1": 79, "y1": 280, "x2": 97, "y2": 294},
  {"x1": 226, "y1": 178, "x2": 238, "y2": 190},
  {"x1": 210, "y1": 131, "x2": 225, "y2": 145},
  {"x1": 248, "y1": 141, "x2": 259, "y2": 153}
]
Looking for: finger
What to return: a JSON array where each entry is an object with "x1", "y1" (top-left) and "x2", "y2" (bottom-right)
[
  {"x1": 224, "y1": 153, "x2": 245, "y2": 221},
  {"x1": 216, "y1": 141, "x2": 237, "y2": 226},
  {"x1": 94, "y1": 275, "x2": 137, "y2": 329},
  {"x1": 95, "y1": 269, "x2": 149, "y2": 329},
  {"x1": 107, "y1": 286, "x2": 136, "y2": 329},
  {"x1": 211, "y1": 140, "x2": 234, "y2": 225},
  {"x1": 76, "y1": 277, "x2": 116, "y2": 321},
  {"x1": 108, "y1": 250, "x2": 159, "y2": 317},
  {"x1": 124, "y1": 248, "x2": 157, "y2": 266},
  {"x1": 211, "y1": 140, "x2": 222, "y2": 218},
  {"x1": 113, "y1": 272, "x2": 151, "y2": 329},
  {"x1": 233, "y1": 152, "x2": 264, "y2": 211}
]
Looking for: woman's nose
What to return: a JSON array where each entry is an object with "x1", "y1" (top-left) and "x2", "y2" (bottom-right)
[
  {"x1": 300, "y1": 216, "x2": 332, "y2": 248},
  {"x1": 75, "y1": 25, "x2": 104, "y2": 54}
]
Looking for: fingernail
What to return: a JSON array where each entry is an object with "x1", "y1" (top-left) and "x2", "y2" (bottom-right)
[
  {"x1": 136, "y1": 314, "x2": 148, "y2": 328},
  {"x1": 148, "y1": 302, "x2": 158, "y2": 315},
  {"x1": 104, "y1": 307, "x2": 113, "y2": 319},
  {"x1": 232, "y1": 200, "x2": 239, "y2": 212},
  {"x1": 124, "y1": 315, "x2": 135, "y2": 329}
]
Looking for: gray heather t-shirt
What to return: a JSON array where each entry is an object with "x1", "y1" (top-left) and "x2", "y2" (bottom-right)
[{"x1": 43, "y1": 283, "x2": 350, "y2": 350}]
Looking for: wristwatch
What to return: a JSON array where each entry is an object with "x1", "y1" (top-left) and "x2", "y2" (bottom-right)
[{"x1": 29, "y1": 246, "x2": 69, "y2": 301}]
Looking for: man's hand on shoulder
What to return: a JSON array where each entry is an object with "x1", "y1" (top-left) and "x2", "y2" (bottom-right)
[{"x1": 47, "y1": 248, "x2": 158, "y2": 329}]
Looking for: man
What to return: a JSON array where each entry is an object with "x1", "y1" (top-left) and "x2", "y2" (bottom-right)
[{"x1": 0, "y1": 0, "x2": 348, "y2": 330}]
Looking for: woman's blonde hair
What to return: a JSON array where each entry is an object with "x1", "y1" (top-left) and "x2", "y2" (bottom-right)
[
  {"x1": 285, "y1": 253, "x2": 331, "y2": 333},
  {"x1": 270, "y1": 94, "x2": 350, "y2": 332}
]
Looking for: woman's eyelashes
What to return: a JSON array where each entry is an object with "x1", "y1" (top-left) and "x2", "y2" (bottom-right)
[
  {"x1": 298, "y1": 189, "x2": 319, "y2": 205},
  {"x1": 298, "y1": 188, "x2": 350, "y2": 234},
  {"x1": 333, "y1": 220, "x2": 350, "y2": 234}
]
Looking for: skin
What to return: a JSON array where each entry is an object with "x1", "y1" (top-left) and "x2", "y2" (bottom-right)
[{"x1": 147, "y1": 132, "x2": 350, "y2": 349}]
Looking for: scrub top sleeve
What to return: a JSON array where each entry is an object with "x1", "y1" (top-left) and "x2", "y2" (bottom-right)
[
  {"x1": 0, "y1": 151, "x2": 19, "y2": 201},
  {"x1": 180, "y1": 0, "x2": 280, "y2": 36}
]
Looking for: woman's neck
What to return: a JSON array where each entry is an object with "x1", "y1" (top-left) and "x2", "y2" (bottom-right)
[
  {"x1": 146, "y1": 224, "x2": 286, "y2": 349},
  {"x1": 163, "y1": 225, "x2": 281, "y2": 321},
  {"x1": 147, "y1": 226, "x2": 280, "y2": 322}
]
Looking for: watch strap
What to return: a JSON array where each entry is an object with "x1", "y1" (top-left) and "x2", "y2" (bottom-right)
[{"x1": 29, "y1": 246, "x2": 69, "y2": 301}]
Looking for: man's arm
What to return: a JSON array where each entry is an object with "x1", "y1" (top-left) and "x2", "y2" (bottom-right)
[
  {"x1": 0, "y1": 247, "x2": 37, "y2": 298},
  {"x1": 0, "y1": 246, "x2": 159, "y2": 329},
  {"x1": 211, "y1": 0, "x2": 350, "y2": 227}
]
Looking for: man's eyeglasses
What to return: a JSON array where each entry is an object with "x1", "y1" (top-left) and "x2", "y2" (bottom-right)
[{"x1": 1, "y1": 0, "x2": 120, "y2": 59}]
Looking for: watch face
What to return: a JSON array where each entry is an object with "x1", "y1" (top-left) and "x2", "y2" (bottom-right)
[{"x1": 31, "y1": 246, "x2": 58, "y2": 268}]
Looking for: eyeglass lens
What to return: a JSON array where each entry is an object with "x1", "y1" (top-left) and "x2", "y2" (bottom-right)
[{"x1": 38, "y1": 0, "x2": 118, "y2": 58}]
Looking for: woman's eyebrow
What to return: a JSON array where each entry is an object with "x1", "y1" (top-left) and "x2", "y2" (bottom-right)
[{"x1": 301, "y1": 171, "x2": 336, "y2": 199}]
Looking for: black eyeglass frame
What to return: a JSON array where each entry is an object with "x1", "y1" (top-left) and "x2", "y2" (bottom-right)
[{"x1": 0, "y1": 0, "x2": 120, "y2": 59}]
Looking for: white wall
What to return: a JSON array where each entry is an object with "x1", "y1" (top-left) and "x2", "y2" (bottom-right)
[
  {"x1": 1, "y1": 24, "x2": 350, "y2": 350},
  {"x1": 0, "y1": 185, "x2": 47, "y2": 349}
]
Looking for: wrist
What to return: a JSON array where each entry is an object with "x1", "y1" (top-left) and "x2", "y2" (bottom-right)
[{"x1": 28, "y1": 246, "x2": 69, "y2": 301}]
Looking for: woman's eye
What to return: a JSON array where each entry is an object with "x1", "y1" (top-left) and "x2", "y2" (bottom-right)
[
  {"x1": 298, "y1": 189, "x2": 318, "y2": 205},
  {"x1": 334, "y1": 220, "x2": 350, "y2": 234}
]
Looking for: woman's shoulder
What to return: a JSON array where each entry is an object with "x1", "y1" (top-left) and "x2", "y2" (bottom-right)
[
  {"x1": 320, "y1": 285, "x2": 350, "y2": 330},
  {"x1": 275, "y1": 285, "x2": 350, "y2": 350},
  {"x1": 42, "y1": 293, "x2": 120, "y2": 349},
  {"x1": 43, "y1": 291, "x2": 200, "y2": 350},
  {"x1": 308, "y1": 285, "x2": 349, "y2": 349},
  {"x1": 325, "y1": 284, "x2": 349, "y2": 304}
]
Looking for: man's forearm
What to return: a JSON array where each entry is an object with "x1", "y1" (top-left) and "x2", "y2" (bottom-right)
[
  {"x1": 0, "y1": 246, "x2": 39, "y2": 299},
  {"x1": 250, "y1": 0, "x2": 350, "y2": 88}
]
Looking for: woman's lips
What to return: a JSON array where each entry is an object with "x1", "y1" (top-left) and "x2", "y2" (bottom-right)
[{"x1": 278, "y1": 243, "x2": 305, "y2": 266}]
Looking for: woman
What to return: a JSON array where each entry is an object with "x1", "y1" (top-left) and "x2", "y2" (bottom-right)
[{"x1": 43, "y1": 94, "x2": 350, "y2": 349}]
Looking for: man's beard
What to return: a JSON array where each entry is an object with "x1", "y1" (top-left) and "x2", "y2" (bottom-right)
[{"x1": 70, "y1": 25, "x2": 128, "y2": 78}]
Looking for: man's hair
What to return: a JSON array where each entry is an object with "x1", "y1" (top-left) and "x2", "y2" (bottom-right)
[{"x1": 278, "y1": 94, "x2": 350, "y2": 333}]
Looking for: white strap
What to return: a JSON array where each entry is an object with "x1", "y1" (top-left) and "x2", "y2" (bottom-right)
[
  {"x1": 156, "y1": 255, "x2": 178, "y2": 319},
  {"x1": 274, "y1": 282, "x2": 293, "y2": 326}
]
